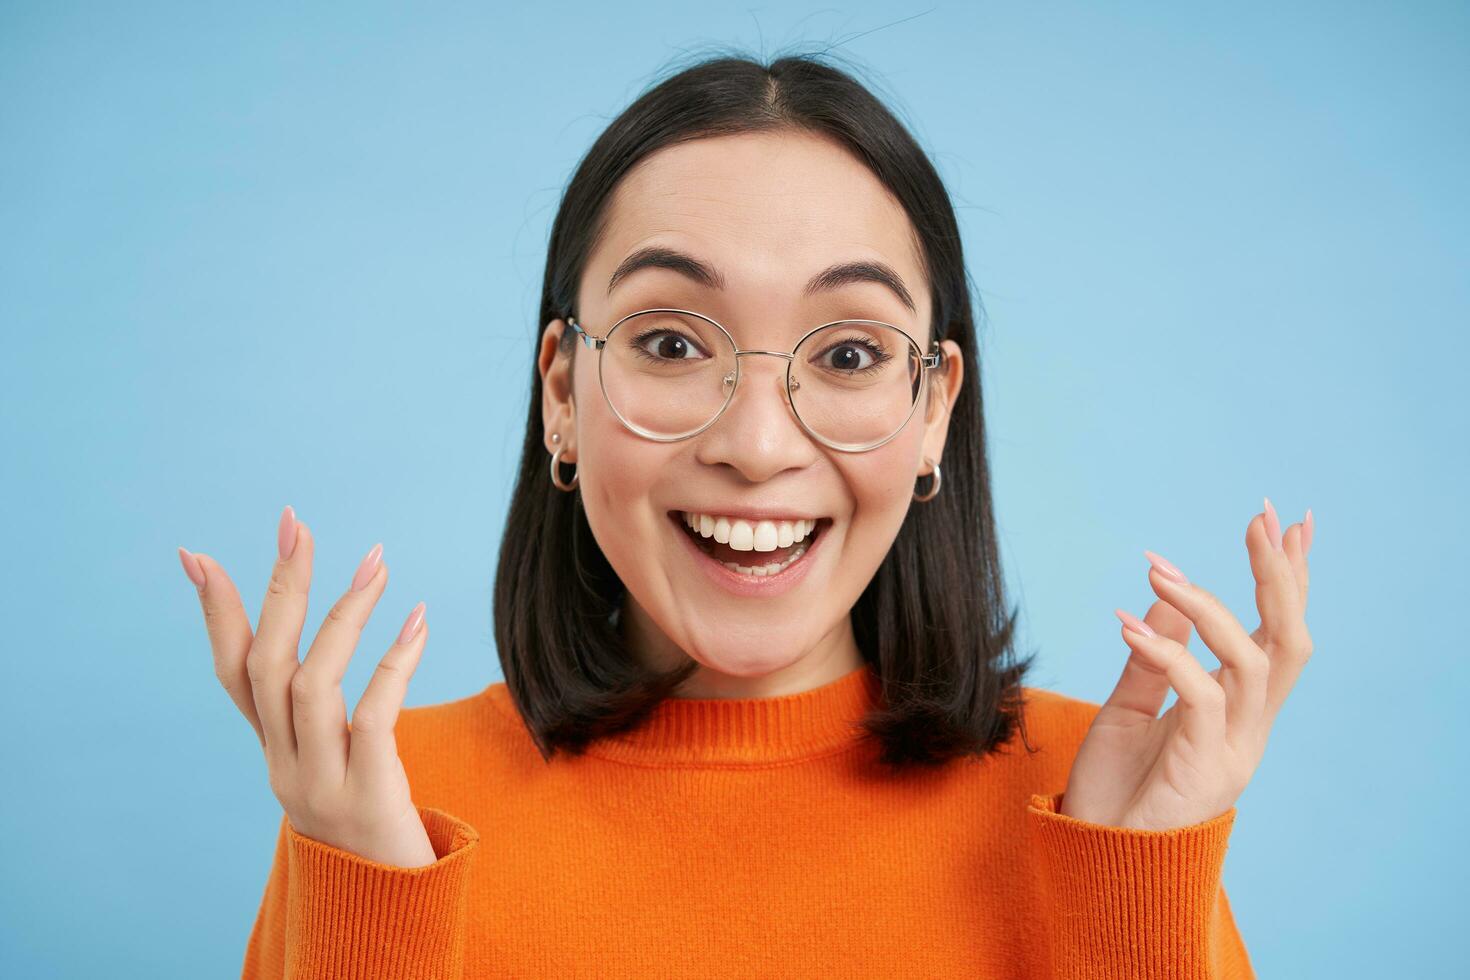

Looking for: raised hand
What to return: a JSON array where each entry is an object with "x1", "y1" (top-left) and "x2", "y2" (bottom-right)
[
  {"x1": 1060, "y1": 498, "x2": 1315, "y2": 831},
  {"x1": 178, "y1": 505, "x2": 437, "y2": 867}
]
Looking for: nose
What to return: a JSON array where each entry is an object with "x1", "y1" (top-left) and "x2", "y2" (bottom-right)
[{"x1": 694, "y1": 351, "x2": 816, "y2": 481}]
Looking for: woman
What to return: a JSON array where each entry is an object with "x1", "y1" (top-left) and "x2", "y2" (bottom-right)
[{"x1": 183, "y1": 53, "x2": 1313, "y2": 978}]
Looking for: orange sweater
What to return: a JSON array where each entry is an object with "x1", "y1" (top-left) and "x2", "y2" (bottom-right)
[{"x1": 241, "y1": 663, "x2": 1254, "y2": 978}]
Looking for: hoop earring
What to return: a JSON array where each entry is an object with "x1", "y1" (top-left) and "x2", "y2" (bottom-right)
[
  {"x1": 549, "y1": 445, "x2": 579, "y2": 491},
  {"x1": 913, "y1": 457, "x2": 941, "y2": 502}
]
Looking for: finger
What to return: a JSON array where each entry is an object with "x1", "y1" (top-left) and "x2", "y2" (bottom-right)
[
  {"x1": 1252, "y1": 500, "x2": 1308, "y2": 650},
  {"x1": 1267, "y1": 515, "x2": 1313, "y2": 727},
  {"x1": 293, "y1": 543, "x2": 388, "y2": 785},
  {"x1": 1281, "y1": 512, "x2": 1311, "y2": 609},
  {"x1": 1114, "y1": 610, "x2": 1227, "y2": 751},
  {"x1": 1144, "y1": 598, "x2": 1193, "y2": 648},
  {"x1": 1250, "y1": 502, "x2": 1314, "y2": 723},
  {"x1": 347, "y1": 603, "x2": 427, "y2": 795},
  {"x1": 1143, "y1": 553, "x2": 1269, "y2": 744},
  {"x1": 185, "y1": 549, "x2": 264, "y2": 748},
  {"x1": 247, "y1": 506, "x2": 315, "y2": 767},
  {"x1": 1110, "y1": 599, "x2": 1194, "y2": 719}
]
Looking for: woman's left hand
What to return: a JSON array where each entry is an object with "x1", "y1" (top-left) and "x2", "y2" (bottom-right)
[{"x1": 1059, "y1": 499, "x2": 1315, "y2": 831}]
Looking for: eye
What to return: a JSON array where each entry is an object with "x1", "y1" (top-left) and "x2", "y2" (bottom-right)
[
  {"x1": 815, "y1": 337, "x2": 889, "y2": 373},
  {"x1": 631, "y1": 329, "x2": 709, "y2": 362}
]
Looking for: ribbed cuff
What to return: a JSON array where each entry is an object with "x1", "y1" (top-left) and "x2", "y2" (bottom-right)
[
  {"x1": 1027, "y1": 791, "x2": 1237, "y2": 980},
  {"x1": 284, "y1": 806, "x2": 480, "y2": 979}
]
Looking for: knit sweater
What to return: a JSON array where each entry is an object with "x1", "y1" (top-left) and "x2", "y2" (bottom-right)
[{"x1": 240, "y1": 662, "x2": 1255, "y2": 978}]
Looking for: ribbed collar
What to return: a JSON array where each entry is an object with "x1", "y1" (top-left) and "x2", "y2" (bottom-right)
[{"x1": 583, "y1": 662, "x2": 882, "y2": 767}]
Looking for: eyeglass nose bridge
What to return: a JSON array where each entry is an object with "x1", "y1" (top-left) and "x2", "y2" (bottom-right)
[{"x1": 724, "y1": 349, "x2": 801, "y2": 396}]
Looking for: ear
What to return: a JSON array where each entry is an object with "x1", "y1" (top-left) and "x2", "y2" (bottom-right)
[
  {"x1": 918, "y1": 338, "x2": 964, "y2": 474},
  {"x1": 538, "y1": 318, "x2": 578, "y2": 460}
]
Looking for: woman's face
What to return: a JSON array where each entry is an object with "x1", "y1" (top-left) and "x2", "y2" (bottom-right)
[{"x1": 538, "y1": 129, "x2": 964, "y2": 696}]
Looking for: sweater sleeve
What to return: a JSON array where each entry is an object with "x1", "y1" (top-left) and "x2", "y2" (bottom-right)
[
  {"x1": 240, "y1": 805, "x2": 480, "y2": 980},
  {"x1": 1025, "y1": 791, "x2": 1254, "y2": 980}
]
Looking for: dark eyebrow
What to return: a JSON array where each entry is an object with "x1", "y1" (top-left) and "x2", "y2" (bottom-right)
[{"x1": 606, "y1": 245, "x2": 916, "y2": 314}]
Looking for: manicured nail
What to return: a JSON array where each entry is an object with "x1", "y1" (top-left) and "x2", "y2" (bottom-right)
[
  {"x1": 277, "y1": 505, "x2": 297, "y2": 560},
  {"x1": 1115, "y1": 608, "x2": 1156, "y2": 637},
  {"x1": 1302, "y1": 508, "x2": 1314, "y2": 556},
  {"x1": 350, "y1": 542, "x2": 383, "y2": 591},
  {"x1": 1263, "y1": 496, "x2": 1284, "y2": 551},
  {"x1": 397, "y1": 601, "x2": 426, "y2": 644},
  {"x1": 178, "y1": 547, "x2": 206, "y2": 591},
  {"x1": 1143, "y1": 549, "x2": 1189, "y2": 584}
]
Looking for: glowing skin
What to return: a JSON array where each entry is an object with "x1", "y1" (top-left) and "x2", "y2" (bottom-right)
[{"x1": 537, "y1": 130, "x2": 965, "y2": 700}]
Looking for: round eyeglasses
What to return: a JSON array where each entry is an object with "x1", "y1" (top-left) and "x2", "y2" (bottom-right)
[{"x1": 566, "y1": 308, "x2": 946, "y2": 453}]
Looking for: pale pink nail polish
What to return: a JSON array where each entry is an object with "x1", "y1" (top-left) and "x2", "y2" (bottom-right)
[
  {"x1": 1302, "y1": 508, "x2": 1314, "y2": 556},
  {"x1": 1115, "y1": 608, "x2": 1156, "y2": 637},
  {"x1": 277, "y1": 505, "x2": 298, "y2": 560},
  {"x1": 1263, "y1": 496, "x2": 1284, "y2": 551},
  {"x1": 397, "y1": 602, "x2": 426, "y2": 644},
  {"x1": 178, "y1": 547, "x2": 206, "y2": 591},
  {"x1": 1143, "y1": 549, "x2": 1189, "y2": 584},
  {"x1": 350, "y1": 543, "x2": 383, "y2": 591}
]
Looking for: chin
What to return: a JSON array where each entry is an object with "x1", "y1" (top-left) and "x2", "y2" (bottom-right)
[{"x1": 681, "y1": 644, "x2": 808, "y2": 680}]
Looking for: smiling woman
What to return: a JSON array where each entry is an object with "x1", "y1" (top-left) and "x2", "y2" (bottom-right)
[
  {"x1": 513, "y1": 61, "x2": 1016, "y2": 744},
  {"x1": 230, "y1": 51, "x2": 1265, "y2": 979}
]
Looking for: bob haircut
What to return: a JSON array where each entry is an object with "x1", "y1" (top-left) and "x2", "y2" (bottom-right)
[{"x1": 493, "y1": 48, "x2": 1038, "y2": 771}]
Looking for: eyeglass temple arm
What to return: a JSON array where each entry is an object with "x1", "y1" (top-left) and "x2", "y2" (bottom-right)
[{"x1": 566, "y1": 315, "x2": 605, "y2": 350}]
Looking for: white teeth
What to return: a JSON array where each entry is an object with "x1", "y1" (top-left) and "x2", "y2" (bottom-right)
[
  {"x1": 716, "y1": 537, "x2": 812, "y2": 576},
  {"x1": 680, "y1": 512, "x2": 822, "y2": 552},
  {"x1": 729, "y1": 520, "x2": 754, "y2": 551},
  {"x1": 752, "y1": 521, "x2": 778, "y2": 551}
]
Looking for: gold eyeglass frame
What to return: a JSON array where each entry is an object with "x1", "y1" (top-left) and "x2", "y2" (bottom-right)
[{"x1": 565, "y1": 307, "x2": 946, "y2": 453}]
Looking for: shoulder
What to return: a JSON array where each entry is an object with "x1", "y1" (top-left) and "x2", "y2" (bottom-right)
[
  {"x1": 1017, "y1": 684, "x2": 1105, "y2": 742},
  {"x1": 993, "y1": 685, "x2": 1107, "y2": 784},
  {"x1": 392, "y1": 679, "x2": 542, "y2": 784}
]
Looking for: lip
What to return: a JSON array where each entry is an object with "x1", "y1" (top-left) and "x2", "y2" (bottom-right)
[{"x1": 666, "y1": 511, "x2": 829, "y2": 598}]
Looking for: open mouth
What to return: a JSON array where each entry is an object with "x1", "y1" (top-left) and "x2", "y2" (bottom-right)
[{"x1": 667, "y1": 511, "x2": 830, "y2": 578}]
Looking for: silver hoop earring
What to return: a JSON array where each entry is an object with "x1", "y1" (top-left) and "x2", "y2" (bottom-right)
[
  {"x1": 914, "y1": 457, "x2": 941, "y2": 502},
  {"x1": 550, "y1": 445, "x2": 579, "y2": 491}
]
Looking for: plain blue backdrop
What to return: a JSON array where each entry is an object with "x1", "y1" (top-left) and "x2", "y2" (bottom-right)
[{"x1": 2, "y1": 2, "x2": 1464, "y2": 976}]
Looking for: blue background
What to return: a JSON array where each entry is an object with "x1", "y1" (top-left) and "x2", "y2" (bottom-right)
[{"x1": 2, "y1": 2, "x2": 1464, "y2": 976}]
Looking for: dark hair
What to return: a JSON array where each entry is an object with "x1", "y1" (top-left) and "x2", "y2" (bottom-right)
[{"x1": 493, "y1": 47, "x2": 1038, "y2": 771}]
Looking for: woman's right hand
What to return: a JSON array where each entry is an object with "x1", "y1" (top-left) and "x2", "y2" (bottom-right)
[{"x1": 178, "y1": 505, "x2": 438, "y2": 869}]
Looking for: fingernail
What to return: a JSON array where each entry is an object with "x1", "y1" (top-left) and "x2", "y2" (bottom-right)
[
  {"x1": 1143, "y1": 549, "x2": 1189, "y2": 584},
  {"x1": 350, "y1": 543, "x2": 383, "y2": 591},
  {"x1": 1263, "y1": 496, "x2": 1284, "y2": 551},
  {"x1": 1302, "y1": 508, "x2": 1314, "y2": 556},
  {"x1": 178, "y1": 547, "x2": 206, "y2": 591},
  {"x1": 1115, "y1": 608, "x2": 1156, "y2": 637},
  {"x1": 277, "y1": 505, "x2": 297, "y2": 560},
  {"x1": 397, "y1": 601, "x2": 426, "y2": 644}
]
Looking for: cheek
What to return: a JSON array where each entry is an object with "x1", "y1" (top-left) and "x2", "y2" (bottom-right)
[
  {"x1": 844, "y1": 429, "x2": 924, "y2": 516},
  {"x1": 573, "y1": 370, "x2": 673, "y2": 572},
  {"x1": 832, "y1": 435, "x2": 922, "y2": 566}
]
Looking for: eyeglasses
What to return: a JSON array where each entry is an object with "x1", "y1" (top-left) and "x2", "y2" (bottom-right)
[{"x1": 565, "y1": 308, "x2": 946, "y2": 453}]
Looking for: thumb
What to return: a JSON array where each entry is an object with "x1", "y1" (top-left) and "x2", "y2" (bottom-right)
[{"x1": 1143, "y1": 598, "x2": 1192, "y2": 649}]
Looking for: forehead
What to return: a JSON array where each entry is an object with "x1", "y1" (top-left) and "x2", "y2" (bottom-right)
[{"x1": 587, "y1": 130, "x2": 930, "y2": 323}]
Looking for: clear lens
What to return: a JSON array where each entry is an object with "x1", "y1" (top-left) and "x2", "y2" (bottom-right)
[
  {"x1": 600, "y1": 310, "x2": 737, "y2": 440},
  {"x1": 597, "y1": 312, "x2": 925, "y2": 450},
  {"x1": 790, "y1": 321, "x2": 923, "y2": 451}
]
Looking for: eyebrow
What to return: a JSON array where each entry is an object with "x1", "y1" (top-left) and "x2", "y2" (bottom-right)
[{"x1": 606, "y1": 245, "x2": 917, "y2": 314}]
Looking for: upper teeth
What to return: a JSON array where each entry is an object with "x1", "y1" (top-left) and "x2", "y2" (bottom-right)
[{"x1": 681, "y1": 512, "x2": 820, "y2": 552}]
